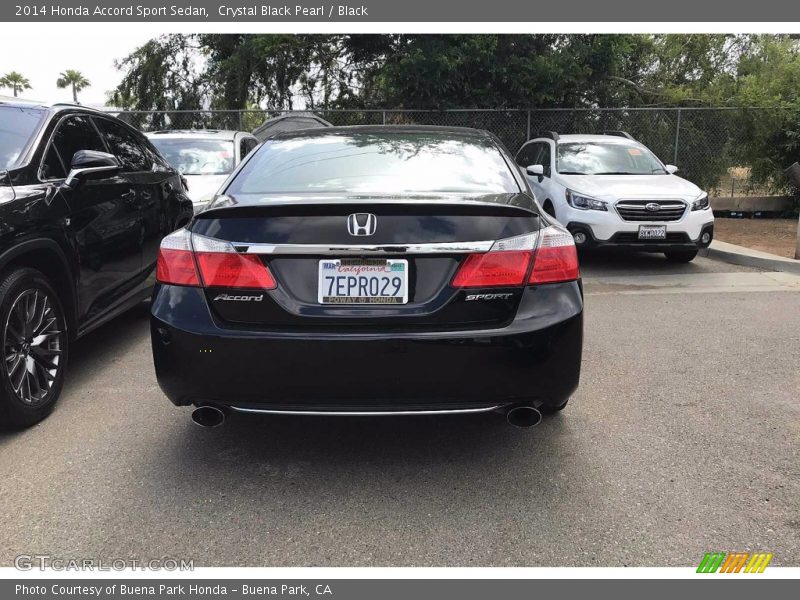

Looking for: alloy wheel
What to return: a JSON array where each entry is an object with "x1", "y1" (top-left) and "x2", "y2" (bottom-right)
[{"x1": 4, "y1": 289, "x2": 63, "y2": 405}]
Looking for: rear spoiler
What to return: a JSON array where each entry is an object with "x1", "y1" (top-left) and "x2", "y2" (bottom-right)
[{"x1": 197, "y1": 195, "x2": 541, "y2": 219}]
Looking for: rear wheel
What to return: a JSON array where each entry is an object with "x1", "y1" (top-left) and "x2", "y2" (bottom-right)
[
  {"x1": 664, "y1": 249, "x2": 698, "y2": 263},
  {"x1": 0, "y1": 268, "x2": 69, "y2": 429}
]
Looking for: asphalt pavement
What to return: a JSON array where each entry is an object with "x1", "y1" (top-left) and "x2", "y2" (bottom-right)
[{"x1": 1, "y1": 251, "x2": 798, "y2": 567}]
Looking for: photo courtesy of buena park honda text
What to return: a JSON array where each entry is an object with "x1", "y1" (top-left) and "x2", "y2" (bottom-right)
[{"x1": 0, "y1": 0, "x2": 799, "y2": 597}]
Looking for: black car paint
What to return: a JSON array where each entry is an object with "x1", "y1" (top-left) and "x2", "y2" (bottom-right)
[
  {"x1": 194, "y1": 198, "x2": 541, "y2": 330},
  {"x1": 151, "y1": 126, "x2": 583, "y2": 414},
  {"x1": 0, "y1": 102, "x2": 193, "y2": 339},
  {"x1": 152, "y1": 282, "x2": 583, "y2": 411}
]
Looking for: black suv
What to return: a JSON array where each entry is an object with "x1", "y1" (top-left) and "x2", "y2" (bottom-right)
[{"x1": 0, "y1": 101, "x2": 193, "y2": 428}]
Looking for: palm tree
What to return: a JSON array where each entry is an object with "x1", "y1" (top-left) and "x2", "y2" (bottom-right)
[
  {"x1": 56, "y1": 70, "x2": 91, "y2": 103},
  {"x1": 0, "y1": 72, "x2": 32, "y2": 97}
]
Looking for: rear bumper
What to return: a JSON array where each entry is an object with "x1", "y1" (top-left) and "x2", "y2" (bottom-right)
[{"x1": 150, "y1": 282, "x2": 583, "y2": 413}]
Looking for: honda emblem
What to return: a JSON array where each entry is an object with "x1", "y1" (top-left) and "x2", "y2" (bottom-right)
[{"x1": 347, "y1": 213, "x2": 377, "y2": 236}]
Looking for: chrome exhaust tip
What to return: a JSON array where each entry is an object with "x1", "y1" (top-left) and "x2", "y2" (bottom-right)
[
  {"x1": 191, "y1": 405, "x2": 226, "y2": 428},
  {"x1": 505, "y1": 405, "x2": 542, "y2": 428}
]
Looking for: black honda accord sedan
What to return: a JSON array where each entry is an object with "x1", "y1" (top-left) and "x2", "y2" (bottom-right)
[{"x1": 151, "y1": 126, "x2": 583, "y2": 428}]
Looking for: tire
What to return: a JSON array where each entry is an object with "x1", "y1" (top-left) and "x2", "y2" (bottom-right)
[
  {"x1": 0, "y1": 268, "x2": 69, "y2": 429},
  {"x1": 540, "y1": 399, "x2": 569, "y2": 414},
  {"x1": 664, "y1": 249, "x2": 698, "y2": 263}
]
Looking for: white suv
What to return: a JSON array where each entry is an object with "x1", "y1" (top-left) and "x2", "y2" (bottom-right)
[
  {"x1": 516, "y1": 132, "x2": 714, "y2": 262},
  {"x1": 147, "y1": 130, "x2": 259, "y2": 213}
]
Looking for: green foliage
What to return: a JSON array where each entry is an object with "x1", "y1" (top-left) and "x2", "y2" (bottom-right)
[
  {"x1": 339, "y1": 34, "x2": 654, "y2": 109},
  {"x1": 0, "y1": 71, "x2": 32, "y2": 97},
  {"x1": 110, "y1": 34, "x2": 800, "y2": 114},
  {"x1": 110, "y1": 35, "x2": 211, "y2": 129},
  {"x1": 110, "y1": 34, "x2": 800, "y2": 189},
  {"x1": 56, "y1": 69, "x2": 91, "y2": 103}
]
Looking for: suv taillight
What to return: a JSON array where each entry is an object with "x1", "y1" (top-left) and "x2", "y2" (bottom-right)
[
  {"x1": 451, "y1": 226, "x2": 579, "y2": 288},
  {"x1": 156, "y1": 229, "x2": 277, "y2": 289}
]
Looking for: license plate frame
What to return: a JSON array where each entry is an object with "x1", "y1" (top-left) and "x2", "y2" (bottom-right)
[
  {"x1": 638, "y1": 224, "x2": 667, "y2": 240},
  {"x1": 317, "y1": 258, "x2": 409, "y2": 305}
]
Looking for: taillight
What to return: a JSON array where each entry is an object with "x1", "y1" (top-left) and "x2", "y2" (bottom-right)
[
  {"x1": 451, "y1": 233, "x2": 536, "y2": 288},
  {"x1": 156, "y1": 230, "x2": 276, "y2": 289},
  {"x1": 451, "y1": 251, "x2": 532, "y2": 288},
  {"x1": 195, "y1": 253, "x2": 275, "y2": 288},
  {"x1": 451, "y1": 227, "x2": 579, "y2": 289},
  {"x1": 528, "y1": 226, "x2": 580, "y2": 284},
  {"x1": 156, "y1": 229, "x2": 200, "y2": 286}
]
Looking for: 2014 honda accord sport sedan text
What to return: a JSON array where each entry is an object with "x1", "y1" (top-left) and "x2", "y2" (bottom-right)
[{"x1": 150, "y1": 126, "x2": 583, "y2": 427}]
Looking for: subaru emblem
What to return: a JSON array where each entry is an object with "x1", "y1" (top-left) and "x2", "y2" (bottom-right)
[
  {"x1": 347, "y1": 213, "x2": 377, "y2": 236},
  {"x1": 645, "y1": 202, "x2": 661, "y2": 212}
]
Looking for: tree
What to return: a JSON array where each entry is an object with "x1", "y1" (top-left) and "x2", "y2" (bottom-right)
[
  {"x1": 200, "y1": 34, "x2": 318, "y2": 110},
  {"x1": 110, "y1": 35, "x2": 212, "y2": 129},
  {"x1": 112, "y1": 34, "x2": 655, "y2": 112},
  {"x1": 0, "y1": 71, "x2": 32, "y2": 97},
  {"x1": 56, "y1": 70, "x2": 91, "y2": 103},
  {"x1": 110, "y1": 34, "x2": 800, "y2": 191},
  {"x1": 112, "y1": 34, "x2": 354, "y2": 114}
]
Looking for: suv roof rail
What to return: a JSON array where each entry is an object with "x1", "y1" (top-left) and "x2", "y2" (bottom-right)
[
  {"x1": 536, "y1": 131, "x2": 560, "y2": 142},
  {"x1": 603, "y1": 130, "x2": 636, "y2": 140}
]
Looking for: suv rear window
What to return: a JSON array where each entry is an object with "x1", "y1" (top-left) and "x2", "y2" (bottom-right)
[
  {"x1": 149, "y1": 138, "x2": 235, "y2": 175},
  {"x1": 226, "y1": 132, "x2": 520, "y2": 195}
]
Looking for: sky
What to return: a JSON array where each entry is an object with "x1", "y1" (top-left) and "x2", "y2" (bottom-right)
[{"x1": 0, "y1": 32, "x2": 153, "y2": 107}]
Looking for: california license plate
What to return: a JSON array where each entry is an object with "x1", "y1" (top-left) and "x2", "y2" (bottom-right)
[
  {"x1": 638, "y1": 224, "x2": 667, "y2": 240},
  {"x1": 318, "y1": 259, "x2": 409, "y2": 304}
]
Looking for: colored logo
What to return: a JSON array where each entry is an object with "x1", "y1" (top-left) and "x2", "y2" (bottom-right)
[{"x1": 697, "y1": 552, "x2": 773, "y2": 573}]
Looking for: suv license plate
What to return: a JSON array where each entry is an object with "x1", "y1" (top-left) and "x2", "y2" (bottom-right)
[
  {"x1": 318, "y1": 259, "x2": 409, "y2": 305},
  {"x1": 638, "y1": 225, "x2": 667, "y2": 240}
]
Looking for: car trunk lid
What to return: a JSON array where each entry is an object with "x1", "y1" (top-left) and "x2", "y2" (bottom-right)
[{"x1": 187, "y1": 196, "x2": 543, "y2": 331}]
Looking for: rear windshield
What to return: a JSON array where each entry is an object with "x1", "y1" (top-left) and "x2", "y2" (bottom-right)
[
  {"x1": 226, "y1": 132, "x2": 520, "y2": 195},
  {"x1": 149, "y1": 138, "x2": 235, "y2": 175},
  {"x1": 557, "y1": 142, "x2": 666, "y2": 175},
  {"x1": 0, "y1": 106, "x2": 46, "y2": 170}
]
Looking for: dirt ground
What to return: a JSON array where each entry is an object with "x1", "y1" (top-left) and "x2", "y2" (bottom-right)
[{"x1": 714, "y1": 217, "x2": 799, "y2": 258}]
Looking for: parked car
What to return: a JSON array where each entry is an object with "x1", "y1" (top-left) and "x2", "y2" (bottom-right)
[
  {"x1": 516, "y1": 132, "x2": 714, "y2": 262},
  {"x1": 0, "y1": 101, "x2": 193, "y2": 428},
  {"x1": 251, "y1": 112, "x2": 332, "y2": 141},
  {"x1": 151, "y1": 126, "x2": 584, "y2": 428},
  {"x1": 147, "y1": 130, "x2": 259, "y2": 213}
]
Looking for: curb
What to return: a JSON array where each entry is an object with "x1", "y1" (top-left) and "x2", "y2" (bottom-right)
[{"x1": 703, "y1": 240, "x2": 800, "y2": 274}]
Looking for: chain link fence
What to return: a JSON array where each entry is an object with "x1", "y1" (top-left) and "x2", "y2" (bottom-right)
[{"x1": 110, "y1": 107, "x2": 796, "y2": 197}]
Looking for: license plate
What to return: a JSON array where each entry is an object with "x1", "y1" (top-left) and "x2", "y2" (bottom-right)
[
  {"x1": 318, "y1": 259, "x2": 409, "y2": 304},
  {"x1": 638, "y1": 225, "x2": 667, "y2": 240}
]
